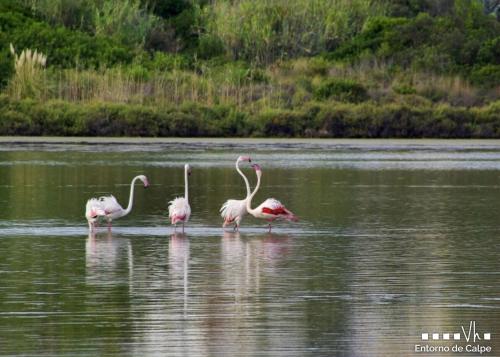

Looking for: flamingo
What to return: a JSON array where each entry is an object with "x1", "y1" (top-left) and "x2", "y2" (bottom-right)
[
  {"x1": 220, "y1": 155, "x2": 252, "y2": 231},
  {"x1": 85, "y1": 198, "x2": 105, "y2": 232},
  {"x1": 98, "y1": 175, "x2": 149, "y2": 229},
  {"x1": 168, "y1": 164, "x2": 192, "y2": 233},
  {"x1": 246, "y1": 164, "x2": 298, "y2": 232}
]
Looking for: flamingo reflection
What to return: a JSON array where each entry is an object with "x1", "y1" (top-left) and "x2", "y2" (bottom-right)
[
  {"x1": 85, "y1": 231, "x2": 133, "y2": 288},
  {"x1": 169, "y1": 232, "x2": 189, "y2": 312}
]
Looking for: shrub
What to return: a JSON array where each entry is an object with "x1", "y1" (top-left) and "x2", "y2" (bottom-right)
[
  {"x1": 255, "y1": 109, "x2": 310, "y2": 137},
  {"x1": 477, "y1": 37, "x2": 500, "y2": 65},
  {"x1": 147, "y1": 52, "x2": 190, "y2": 71},
  {"x1": 4, "y1": 9, "x2": 133, "y2": 69},
  {"x1": 314, "y1": 78, "x2": 368, "y2": 102},
  {"x1": 0, "y1": 107, "x2": 33, "y2": 134},
  {"x1": 392, "y1": 84, "x2": 417, "y2": 95},
  {"x1": 145, "y1": 0, "x2": 191, "y2": 19},
  {"x1": 94, "y1": 0, "x2": 160, "y2": 49},
  {"x1": 0, "y1": 46, "x2": 13, "y2": 88},
  {"x1": 19, "y1": 0, "x2": 95, "y2": 30},
  {"x1": 0, "y1": 96, "x2": 499, "y2": 138},
  {"x1": 470, "y1": 65, "x2": 500, "y2": 88},
  {"x1": 327, "y1": 16, "x2": 408, "y2": 61},
  {"x1": 196, "y1": 34, "x2": 226, "y2": 60}
]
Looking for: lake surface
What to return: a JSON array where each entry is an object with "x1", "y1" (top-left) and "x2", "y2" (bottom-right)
[{"x1": 0, "y1": 138, "x2": 499, "y2": 356}]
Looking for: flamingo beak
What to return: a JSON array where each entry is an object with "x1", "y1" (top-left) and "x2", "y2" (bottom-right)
[
  {"x1": 251, "y1": 164, "x2": 261, "y2": 171},
  {"x1": 144, "y1": 179, "x2": 149, "y2": 188}
]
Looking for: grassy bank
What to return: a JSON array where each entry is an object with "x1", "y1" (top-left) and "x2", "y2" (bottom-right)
[
  {"x1": 0, "y1": 1, "x2": 499, "y2": 137},
  {"x1": 1, "y1": 96, "x2": 498, "y2": 138}
]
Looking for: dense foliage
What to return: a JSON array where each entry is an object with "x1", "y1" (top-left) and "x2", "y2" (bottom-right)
[
  {"x1": 0, "y1": 0, "x2": 499, "y2": 137},
  {"x1": 1, "y1": 95, "x2": 498, "y2": 137}
]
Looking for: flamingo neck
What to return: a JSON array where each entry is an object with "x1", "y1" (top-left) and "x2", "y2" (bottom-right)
[
  {"x1": 124, "y1": 176, "x2": 140, "y2": 215},
  {"x1": 184, "y1": 167, "x2": 189, "y2": 202},
  {"x1": 246, "y1": 171, "x2": 261, "y2": 215},
  {"x1": 236, "y1": 159, "x2": 251, "y2": 197}
]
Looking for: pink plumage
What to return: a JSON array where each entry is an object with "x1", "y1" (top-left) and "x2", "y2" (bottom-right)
[
  {"x1": 168, "y1": 164, "x2": 192, "y2": 232},
  {"x1": 246, "y1": 164, "x2": 298, "y2": 232}
]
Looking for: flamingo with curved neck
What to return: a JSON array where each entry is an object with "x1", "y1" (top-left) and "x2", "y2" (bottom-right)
[
  {"x1": 98, "y1": 175, "x2": 149, "y2": 229},
  {"x1": 168, "y1": 164, "x2": 192, "y2": 233},
  {"x1": 246, "y1": 164, "x2": 298, "y2": 232},
  {"x1": 236, "y1": 156, "x2": 252, "y2": 197},
  {"x1": 220, "y1": 156, "x2": 252, "y2": 231}
]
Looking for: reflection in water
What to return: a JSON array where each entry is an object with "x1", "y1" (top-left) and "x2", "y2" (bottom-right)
[
  {"x1": 169, "y1": 232, "x2": 189, "y2": 313},
  {"x1": 215, "y1": 232, "x2": 307, "y2": 355},
  {"x1": 221, "y1": 231, "x2": 291, "y2": 300},
  {"x1": 1, "y1": 141, "x2": 500, "y2": 356},
  {"x1": 85, "y1": 231, "x2": 133, "y2": 288}
]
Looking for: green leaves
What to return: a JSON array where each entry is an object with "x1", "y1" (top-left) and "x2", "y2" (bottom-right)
[{"x1": 314, "y1": 78, "x2": 368, "y2": 103}]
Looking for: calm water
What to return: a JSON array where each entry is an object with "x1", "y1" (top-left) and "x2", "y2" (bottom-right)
[{"x1": 0, "y1": 139, "x2": 499, "y2": 356}]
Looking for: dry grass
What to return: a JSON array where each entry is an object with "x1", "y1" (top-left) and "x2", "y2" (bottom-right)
[
  {"x1": 46, "y1": 67, "x2": 282, "y2": 110},
  {"x1": 13, "y1": 54, "x2": 493, "y2": 111}
]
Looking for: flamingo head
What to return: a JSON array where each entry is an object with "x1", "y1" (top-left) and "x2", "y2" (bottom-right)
[
  {"x1": 138, "y1": 175, "x2": 149, "y2": 188},
  {"x1": 185, "y1": 164, "x2": 192, "y2": 176},
  {"x1": 237, "y1": 155, "x2": 252, "y2": 163},
  {"x1": 251, "y1": 164, "x2": 262, "y2": 178},
  {"x1": 87, "y1": 208, "x2": 104, "y2": 222}
]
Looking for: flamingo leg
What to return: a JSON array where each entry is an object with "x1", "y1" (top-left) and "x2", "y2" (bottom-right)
[
  {"x1": 268, "y1": 224, "x2": 272, "y2": 233},
  {"x1": 182, "y1": 222, "x2": 185, "y2": 233}
]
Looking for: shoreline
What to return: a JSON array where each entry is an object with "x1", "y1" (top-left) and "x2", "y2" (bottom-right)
[{"x1": 1, "y1": 136, "x2": 500, "y2": 146}]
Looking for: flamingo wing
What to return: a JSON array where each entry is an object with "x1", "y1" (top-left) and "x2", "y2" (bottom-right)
[
  {"x1": 220, "y1": 199, "x2": 246, "y2": 224},
  {"x1": 99, "y1": 195, "x2": 123, "y2": 215},
  {"x1": 168, "y1": 197, "x2": 191, "y2": 224},
  {"x1": 261, "y1": 198, "x2": 298, "y2": 221}
]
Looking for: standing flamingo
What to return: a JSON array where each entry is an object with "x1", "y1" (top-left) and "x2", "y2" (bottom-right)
[
  {"x1": 168, "y1": 164, "x2": 192, "y2": 233},
  {"x1": 246, "y1": 164, "x2": 298, "y2": 232},
  {"x1": 98, "y1": 175, "x2": 149, "y2": 229},
  {"x1": 220, "y1": 155, "x2": 252, "y2": 231},
  {"x1": 85, "y1": 198, "x2": 105, "y2": 232}
]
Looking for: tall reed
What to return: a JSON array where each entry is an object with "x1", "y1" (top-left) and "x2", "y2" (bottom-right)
[
  {"x1": 48, "y1": 67, "x2": 281, "y2": 110},
  {"x1": 8, "y1": 44, "x2": 48, "y2": 100},
  {"x1": 204, "y1": 0, "x2": 387, "y2": 64}
]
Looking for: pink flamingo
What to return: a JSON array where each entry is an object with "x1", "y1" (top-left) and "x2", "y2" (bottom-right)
[
  {"x1": 220, "y1": 155, "x2": 252, "y2": 231},
  {"x1": 98, "y1": 175, "x2": 149, "y2": 229},
  {"x1": 246, "y1": 164, "x2": 298, "y2": 232},
  {"x1": 85, "y1": 198, "x2": 105, "y2": 232},
  {"x1": 168, "y1": 164, "x2": 192, "y2": 233}
]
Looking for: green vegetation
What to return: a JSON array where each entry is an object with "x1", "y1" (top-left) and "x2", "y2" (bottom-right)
[{"x1": 0, "y1": 0, "x2": 499, "y2": 137}]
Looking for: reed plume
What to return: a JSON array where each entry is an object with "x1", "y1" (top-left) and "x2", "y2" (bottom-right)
[{"x1": 9, "y1": 43, "x2": 48, "y2": 100}]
